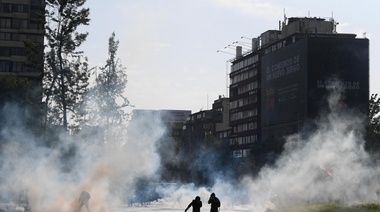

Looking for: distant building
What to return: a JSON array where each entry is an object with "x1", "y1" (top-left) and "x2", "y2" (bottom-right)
[
  {"x1": 229, "y1": 17, "x2": 369, "y2": 168},
  {"x1": 130, "y1": 109, "x2": 191, "y2": 137},
  {"x1": 128, "y1": 109, "x2": 191, "y2": 182},
  {"x1": 212, "y1": 96, "x2": 230, "y2": 144},
  {"x1": 0, "y1": 0, "x2": 45, "y2": 79},
  {"x1": 0, "y1": 0, "x2": 45, "y2": 134},
  {"x1": 182, "y1": 96, "x2": 230, "y2": 156}
]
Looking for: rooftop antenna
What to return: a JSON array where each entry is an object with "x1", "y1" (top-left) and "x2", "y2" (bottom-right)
[
  {"x1": 225, "y1": 61, "x2": 231, "y2": 97},
  {"x1": 330, "y1": 12, "x2": 338, "y2": 33},
  {"x1": 217, "y1": 49, "x2": 234, "y2": 97},
  {"x1": 283, "y1": 8, "x2": 287, "y2": 27},
  {"x1": 207, "y1": 94, "x2": 209, "y2": 110}
]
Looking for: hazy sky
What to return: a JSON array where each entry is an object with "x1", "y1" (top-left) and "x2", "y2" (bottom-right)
[{"x1": 80, "y1": 0, "x2": 379, "y2": 113}]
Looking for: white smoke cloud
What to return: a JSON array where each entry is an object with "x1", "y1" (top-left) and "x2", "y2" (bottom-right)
[
  {"x1": 1, "y1": 86, "x2": 378, "y2": 212},
  {"x1": 210, "y1": 90, "x2": 377, "y2": 211},
  {"x1": 0, "y1": 103, "x2": 166, "y2": 211},
  {"x1": 156, "y1": 89, "x2": 379, "y2": 212}
]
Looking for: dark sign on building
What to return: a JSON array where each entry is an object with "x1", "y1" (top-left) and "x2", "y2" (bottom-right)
[
  {"x1": 260, "y1": 36, "x2": 369, "y2": 150},
  {"x1": 307, "y1": 37, "x2": 369, "y2": 116},
  {"x1": 261, "y1": 39, "x2": 308, "y2": 127}
]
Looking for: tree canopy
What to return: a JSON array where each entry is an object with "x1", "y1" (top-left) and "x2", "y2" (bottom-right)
[{"x1": 43, "y1": 0, "x2": 91, "y2": 131}]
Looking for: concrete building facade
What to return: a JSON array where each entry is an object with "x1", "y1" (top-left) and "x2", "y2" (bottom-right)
[
  {"x1": 182, "y1": 96, "x2": 230, "y2": 155},
  {"x1": 229, "y1": 17, "x2": 369, "y2": 168},
  {"x1": 0, "y1": 0, "x2": 45, "y2": 79}
]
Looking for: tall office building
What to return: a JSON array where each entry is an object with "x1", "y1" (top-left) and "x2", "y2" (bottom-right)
[
  {"x1": 0, "y1": 0, "x2": 45, "y2": 137},
  {"x1": 229, "y1": 17, "x2": 369, "y2": 167},
  {"x1": 0, "y1": 0, "x2": 45, "y2": 79}
]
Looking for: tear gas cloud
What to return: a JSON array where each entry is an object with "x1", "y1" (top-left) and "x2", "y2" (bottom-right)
[
  {"x1": 158, "y1": 89, "x2": 380, "y2": 211},
  {"x1": 1, "y1": 88, "x2": 380, "y2": 212},
  {"x1": 0, "y1": 103, "x2": 165, "y2": 211}
]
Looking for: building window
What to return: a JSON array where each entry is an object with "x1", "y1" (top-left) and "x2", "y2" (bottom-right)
[
  {"x1": 0, "y1": 47, "x2": 10, "y2": 57},
  {"x1": 0, "y1": 4, "x2": 28, "y2": 13},
  {"x1": 233, "y1": 150, "x2": 242, "y2": 158},
  {"x1": 0, "y1": 32, "x2": 11, "y2": 40},
  {"x1": 249, "y1": 122, "x2": 257, "y2": 130},
  {"x1": 12, "y1": 62, "x2": 24, "y2": 72},
  {"x1": 12, "y1": 19, "x2": 28, "y2": 29},
  {"x1": 29, "y1": 19, "x2": 43, "y2": 30},
  {"x1": 31, "y1": 0, "x2": 44, "y2": 5},
  {"x1": 242, "y1": 149, "x2": 250, "y2": 158},
  {"x1": 0, "y1": 4, "x2": 11, "y2": 13},
  {"x1": 11, "y1": 47, "x2": 26, "y2": 56},
  {"x1": 233, "y1": 122, "x2": 257, "y2": 133},
  {"x1": 12, "y1": 4, "x2": 29, "y2": 13},
  {"x1": 0, "y1": 61, "x2": 11, "y2": 72},
  {"x1": 0, "y1": 18, "x2": 11, "y2": 28},
  {"x1": 230, "y1": 95, "x2": 257, "y2": 110},
  {"x1": 237, "y1": 81, "x2": 258, "y2": 94}
]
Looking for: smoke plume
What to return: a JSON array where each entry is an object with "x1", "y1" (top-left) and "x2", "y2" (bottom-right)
[{"x1": 1, "y1": 87, "x2": 379, "y2": 212}]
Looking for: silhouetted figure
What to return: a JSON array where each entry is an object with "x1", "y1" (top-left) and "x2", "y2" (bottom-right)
[
  {"x1": 185, "y1": 196, "x2": 202, "y2": 212},
  {"x1": 208, "y1": 193, "x2": 220, "y2": 212},
  {"x1": 78, "y1": 191, "x2": 91, "y2": 212}
]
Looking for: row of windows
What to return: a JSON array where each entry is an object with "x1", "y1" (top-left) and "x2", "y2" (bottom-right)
[
  {"x1": 0, "y1": 32, "x2": 43, "y2": 43},
  {"x1": 0, "y1": 47, "x2": 27, "y2": 57},
  {"x1": 0, "y1": 18, "x2": 43, "y2": 30},
  {"x1": 230, "y1": 135, "x2": 257, "y2": 146},
  {"x1": 230, "y1": 95, "x2": 258, "y2": 109},
  {"x1": 230, "y1": 69, "x2": 258, "y2": 84},
  {"x1": 232, "y1": 149, "x2": 251, "y2": 158},
  {"x1": 190, "y1": 112, "x2": 206, "y2": 120},
  {"x1": 0, "y1": 60, "x2": 38, "y2": 72},
  {"x1": 231, "y1": 54, "x2": 259, "y2": 72},
  {"x1": 0, "y1": 3, "x2": 29, "y2": 13},
  {"x1": 218, "y1": 131, "x2": 229, "y2": 139},
  {"x1": 1, "y1": 18, "x2": 25, "y2": 29},
  {"x1": 31, "y1": 0, "x2": 44, "y2": 4},
  {"x1": 232, "y1": 121, "x2": 257, "y2": 133},
  {"x1": 238, "y1": 81, "x2": 258, "y2": 95},
  {"x1": 230, "y1": 81, "x2": 258, "y2": 97},
  {"x1": 230, "y1": 108, "x2": 257, "y2": 121}
]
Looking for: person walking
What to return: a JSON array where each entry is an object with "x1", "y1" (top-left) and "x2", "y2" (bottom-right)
[
  {"x1": 78, "y1": 191, "x2": 91, "y2": 212},
  {"x1": 185, "y1": 196, "x2": 202, "y2": 212},
  {"x1": 208, "y1": 193, "x2": 220, "y2": 212}
]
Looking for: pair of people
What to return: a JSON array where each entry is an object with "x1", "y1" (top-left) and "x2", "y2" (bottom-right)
[{"x1": 185, "y1": 193, "x2": 220, "y2": 212}]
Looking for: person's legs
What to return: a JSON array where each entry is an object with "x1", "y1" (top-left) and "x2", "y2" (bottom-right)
[
  {"x1": 85, "y1": 202, "x2": 89, "y2": 212},
  {"x1": 79, "y1": 202, "x2": 83, "y2": 212}
]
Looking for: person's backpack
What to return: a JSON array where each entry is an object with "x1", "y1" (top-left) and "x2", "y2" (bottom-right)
[{"x1": 215, "y1": 198, "x2": 220, "y2": 207}]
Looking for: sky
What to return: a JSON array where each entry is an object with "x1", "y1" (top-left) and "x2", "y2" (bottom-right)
[{"x1": 80, "y1": 0, "x2": 380, "y2": 113}]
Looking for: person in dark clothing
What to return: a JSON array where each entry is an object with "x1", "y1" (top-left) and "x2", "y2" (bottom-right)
[
  {"x1": 208, "y1": 193, "x2": 220, "y2": 212},
  {"x1": 185, "y1": 196, "x2": 202, "y2": 212},
  {"x1": 78, "y1": 191, "x2": 91, "y2": 212}
]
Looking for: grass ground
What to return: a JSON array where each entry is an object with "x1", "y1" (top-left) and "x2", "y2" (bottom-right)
[{"x1": 275, "y1": 201, "x2": 380, "y2": 212}]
